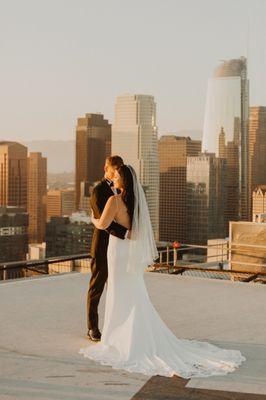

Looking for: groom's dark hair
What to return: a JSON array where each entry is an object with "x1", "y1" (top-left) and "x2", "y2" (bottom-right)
[{"x1": 106, "y1": 155, "x2": 124, "y2": 169}]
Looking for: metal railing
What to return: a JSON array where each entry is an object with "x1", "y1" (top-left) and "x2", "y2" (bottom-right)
[
  {"x1": 153, "y1": 242, "x2": 266, "y2": 283},
  {"x1": 0, "y1": 253, "x2": 91, "y2": 281},
  {"x1": 1, "y1": 241, "x2": 265, "y2": 283}
]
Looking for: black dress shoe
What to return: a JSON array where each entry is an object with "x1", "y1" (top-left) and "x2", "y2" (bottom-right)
[{"x1": 87, "y1": 329, "x2": 101, "y2": 342}]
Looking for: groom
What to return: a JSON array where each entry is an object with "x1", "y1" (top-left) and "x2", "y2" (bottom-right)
[{"x1": 87, "y1": 155, "x2": 128, "y2": 341}]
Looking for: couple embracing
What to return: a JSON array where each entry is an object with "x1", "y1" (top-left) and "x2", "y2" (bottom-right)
[{"x1": 79, "y1": 156, "x2": 245, "y2": 378}]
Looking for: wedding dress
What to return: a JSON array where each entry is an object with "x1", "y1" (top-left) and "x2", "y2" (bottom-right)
[{"x1": 79, "y1": 166, "x2": 245, "y2": 378}]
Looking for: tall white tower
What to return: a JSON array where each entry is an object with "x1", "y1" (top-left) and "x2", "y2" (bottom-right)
[
  {"x1": 202, "y1": 57, "x2": 249, "y2": 220},
  {"x1": 112, "y1": 94, "x2": 159, "y2": 240}
]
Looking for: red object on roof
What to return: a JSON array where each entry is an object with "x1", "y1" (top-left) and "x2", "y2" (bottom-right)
[{"x1": 173, "y1": 241, "x2": 181, "y2": 249}]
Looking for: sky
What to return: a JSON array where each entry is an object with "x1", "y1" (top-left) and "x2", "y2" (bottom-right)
[{"x1": 0, "y1": 0, "x2": 265, "y2": 141}]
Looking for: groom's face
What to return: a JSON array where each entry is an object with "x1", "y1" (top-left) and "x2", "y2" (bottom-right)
[{"x1": 104, "y1": 161, "x2": 116, "y2": 181}]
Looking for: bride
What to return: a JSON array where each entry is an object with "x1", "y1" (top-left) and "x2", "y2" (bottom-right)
[{"x1": 79, "y1": 165, "x2": 245, "y2": 378}]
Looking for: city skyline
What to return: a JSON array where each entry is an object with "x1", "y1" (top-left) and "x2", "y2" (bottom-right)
[
  {"x1": 0, "y1": 1, "x2": 266, "y2": 257},
  {"x1": 0, "y1": 0, "x2": 265, "y2": 142}
]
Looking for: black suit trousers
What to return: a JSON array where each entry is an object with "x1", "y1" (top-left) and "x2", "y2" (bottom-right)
[{"x1": 87, "y1": 251, "x2": 108, "y2": 331}]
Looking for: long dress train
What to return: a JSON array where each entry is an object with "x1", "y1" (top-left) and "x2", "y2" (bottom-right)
[{"x1": 79, "y1": 235, "x2": 245, "y2": 378}]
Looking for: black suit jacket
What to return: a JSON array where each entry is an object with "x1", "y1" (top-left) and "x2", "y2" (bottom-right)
[{"x1": 90, "y1": 179, "x2": 127, "y2": 258}]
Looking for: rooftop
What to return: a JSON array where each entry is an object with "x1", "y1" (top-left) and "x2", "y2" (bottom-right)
[{"x1": 1, "y1": 272, "x2": 266, "y2": 399}]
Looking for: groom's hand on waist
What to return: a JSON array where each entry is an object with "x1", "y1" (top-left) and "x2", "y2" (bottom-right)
[{"x1": 105, "y1": 221, "x2": 127, "y2": 239}]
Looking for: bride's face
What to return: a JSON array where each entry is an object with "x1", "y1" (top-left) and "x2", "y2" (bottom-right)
[{"x1": 113, "y1": 170, "x2": 123, "y2": 190}]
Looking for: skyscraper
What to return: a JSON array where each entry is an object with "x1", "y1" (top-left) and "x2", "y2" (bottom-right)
[
  {"x1": 61, "y1": 189, "x2": 75, "y2": 216},
  {"x1": 46, "y1": 190, "x2": 61, "y2": 221},
  {"x1": 112, "y1": 94, "x2": 159, "y2": 240},
  {"x1": 75, "y1": 113, "x2": 111, "y2": 210},
  {"x1": 46, "y1": 189, "x2": 75, "y2": 221},
  {"x1": 46, "y1": 216, "x2": 93, "y2": 258},
  {"x1": 0, "y1": 206, "x2": 28, "y2": 266},
  {"x1": 249, "y1": 107, "x2": 266, "y2": 218},
  {"x1": 218, "y1": 127, "x2": 239, "y2": 229},
  {"x1": 0, "y1": 141, "x2": 27, "y2": 209},
  {"x1": 186, "y1": 153, "x2": 227, "y2": 245},
  {"x1": 202, "y1": 57, "x2": 249, "y2": 221},
  {"x1": 79, "y1": 181, "x2": 91, "y2": 214},
  {"x1": 158, "y1": 135, "x2": 201, "y2": 243},
  {"x1": 27, "y1": 152, "x2": 47, "y2": 243},
  {"x1": 252, "y1": 185, "x2": 266, "y2": 218}
]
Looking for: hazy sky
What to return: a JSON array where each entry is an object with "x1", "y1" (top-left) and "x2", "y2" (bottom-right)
[{"x1": 0, "y1": 0, "x2": 265, "y2": 141}]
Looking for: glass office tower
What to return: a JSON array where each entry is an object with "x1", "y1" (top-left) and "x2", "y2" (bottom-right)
[
  {"x1": 202, "y1": 57, "x2": 249, "y2": 221},
  {"x1": 112, "y1": 94, "x2": 159, "y2": 240}
]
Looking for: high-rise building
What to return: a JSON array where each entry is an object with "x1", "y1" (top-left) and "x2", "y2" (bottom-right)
[
  {"x1": 75, "y1": 113, "x2": 111, "y2": 210},
  {"x1": 218, "y1": 127, "x2": 239, "y2": 229},
  {"x1": 252, "y1": 185, "x2": 266, "y2": 217},
  {"x1": 46, "y1": 189, "x2": 75, "y2": 221},
  {"x1": 61, "y1": 189, "x2": 75, "y2": 216},
  {"x1": 112, "y1": 94, "x2": 159, "y2": 239},
  {"x1": 46, "y1": 216, "x2": 93, "y2": 257},
  {"x1": 0, "y1": 206, "x2": 28, "y2": 266},
  {"x1": 158, "y1": 135, "x2": 201, "y2": 243},
  {"x1": 46, "y1": 190, "x2": 61, "y2": 221},
  {"x1": 0, "y1": 141, "x2": 27, "y2": 209},
  {"x1": 202, "y1": 57, "x2": 249, "y2": 221},
  {"x1": 27, "y1": 152, "x2": 47, "y2": 243},
  {"x1": 186, "y1": 153, "x2": 227, "y2": 245},
  {"x1": 249, "y1": 107, "x2": 266, "y2": 218},
  {"x1": 79, "y1": 181, "x2": 91, "y2": 214}
]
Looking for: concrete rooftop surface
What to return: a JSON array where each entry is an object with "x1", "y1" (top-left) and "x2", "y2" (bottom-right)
[{"x1": 0, "y1": 272, "x2": 266, "y2": 400}]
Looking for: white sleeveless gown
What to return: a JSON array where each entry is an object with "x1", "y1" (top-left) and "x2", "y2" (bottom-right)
[{"x1": 79, "y1": 235, "x2": 245, "y2": 378}]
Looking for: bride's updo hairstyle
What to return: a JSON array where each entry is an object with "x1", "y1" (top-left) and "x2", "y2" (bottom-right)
[{"x1": 117, "y1": 165, "x2": 134, "y2": 227}]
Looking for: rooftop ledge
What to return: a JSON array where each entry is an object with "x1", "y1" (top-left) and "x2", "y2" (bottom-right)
[{"x1": 0, "y1": 272, "x2": 266, "y2": 400}]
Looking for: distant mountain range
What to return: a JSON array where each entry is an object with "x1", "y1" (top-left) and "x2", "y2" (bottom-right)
[
  {"x1": 22, "y1": 140, "x2": 75, "y2": 173},
  {"x1": 23, "y1": 131, "x2": 202, "y2": 173}
]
